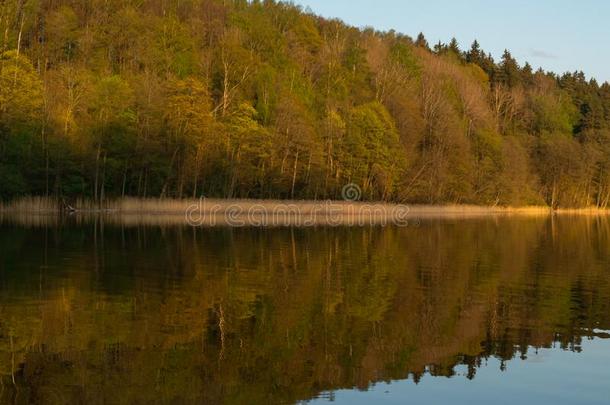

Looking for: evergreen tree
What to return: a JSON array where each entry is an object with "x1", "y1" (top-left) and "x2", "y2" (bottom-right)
[
  {"x1": 448, "y1": 37, "x2": 460, "y2": 55},
  {"x1": 433, "y1": 40, "x2": 445, "y2": 54},
  {"x1": 466, "y1": 40, "x2": 482, "y2": 64},
  {"x1": 500, "y1": 49, "x2": 521, "y2": 87},
  {"x1": 521, "y1": 62, "x2": 534, "y2": 86},
  {"x1": 415, "y1": 32, "x2": 429, "y2": 49}
]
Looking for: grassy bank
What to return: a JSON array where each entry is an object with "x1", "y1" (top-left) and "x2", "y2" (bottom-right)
[
  {"x1": 0, "y1": 196, "x2": 553, "y2": 214},
  {"x1": 0, "y1": 197, "x2": 544, "y2": 227},
  {"x1": 2, "y1": 196, "x2": 609, "y2": 227}
]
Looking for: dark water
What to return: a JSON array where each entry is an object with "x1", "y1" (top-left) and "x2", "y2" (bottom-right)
[{"x1": 0, "y1": 216, "x2": 609, "y2": 404}]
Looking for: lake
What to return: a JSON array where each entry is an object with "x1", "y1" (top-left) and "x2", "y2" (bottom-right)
[{"x1": 0, "y1": 215, "x2": 609, "y2": 404}]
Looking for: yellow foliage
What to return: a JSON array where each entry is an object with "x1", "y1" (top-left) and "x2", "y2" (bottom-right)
[{"x1": 0, "y1": 51, "x2": 44, "y2": 125}]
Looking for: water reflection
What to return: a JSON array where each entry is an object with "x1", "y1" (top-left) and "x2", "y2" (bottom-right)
[{"x1": 0, "y1": 216, "x2": 609, "y2": 404}]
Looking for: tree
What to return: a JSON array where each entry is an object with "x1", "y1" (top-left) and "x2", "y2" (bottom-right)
[
  {"x1": 0, "y1": 51, "x2": 44, "y2": 200},
  {"x1": 466, "y1": 40, "x2": 482, "y2": 65},
  {"x1": 0, "y1": 51, "x2": 43, "y2": 125},
  {"x1": 224, "y1": 103, "x2": 275, "y2": 198},
  {"x1": 343, "y1": 102, "x2": 405, "y2": 200},
  {"x1": 498, "y1": 50, "x2": 521, "y2": 88},
  {"x1": 448, "y1": 37, "x2": 460, "y2": 56},
  {"x1": 164, "y1": 77, "x2": 214, "y2": 198},
  {"x1": 415, "y1": 32, "x2": 429, "y2": 50},
  {"x1": 89, "y1": 75, "x2": 135, "y2": 201}
]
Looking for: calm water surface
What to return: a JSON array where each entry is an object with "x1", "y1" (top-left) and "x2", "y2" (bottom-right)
[{"x1": 0, "y1": 216, "x2": 609, "y2": 404}]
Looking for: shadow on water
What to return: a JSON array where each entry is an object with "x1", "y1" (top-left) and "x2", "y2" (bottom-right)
[{"x1": 0, "y1": 215, "x2": 610, "y2": 403}]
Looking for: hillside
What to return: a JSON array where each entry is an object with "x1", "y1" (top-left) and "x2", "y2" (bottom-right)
[{"x1": 1, "y1": 0, "x2": 610, "y2": 208}]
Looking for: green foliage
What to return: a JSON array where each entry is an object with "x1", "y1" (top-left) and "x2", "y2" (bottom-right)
[
  {"x1": 91, "y1": 75, "x2": 135, "y2": 124},
  {"x1": 391, "y1": 42, "x2": 421, "y2": 77},
  {"x1": 531, "y1": 91, "x2": 579, "y2": 134},
  {"x1": 0, "y1": 0, "x2": 609, "y2": 207},
  {"x1": 0, "y1": 51, "x2": 44, "y2": 126},
  {"x1": 344, "y1": 102, "x2": 404, "y2": 198},
  {"x1": 0, "y1": 163, "x2": 27, "y2": 199}
]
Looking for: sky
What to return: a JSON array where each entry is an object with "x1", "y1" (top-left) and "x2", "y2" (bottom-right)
[{"x1": 288, "y1": 0, "x2": 610, "y2": 83}]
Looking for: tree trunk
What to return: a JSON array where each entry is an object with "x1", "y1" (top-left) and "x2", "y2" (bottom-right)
[
  {"x1": 291, "y1": 150, "x2": 299, "y2": 199},
  {"x1": 160, "y1": 147, "x2": 179, "y2": 198},
  {"x1": 121, "y1": 165, "x2": 128, "y2": 198},
  {"x1": 222, "y1": 55, "x2": 230, "y2": 117},
  {"x1": 100, "y1": 154, "x2": 107, "y2": 203},
  {"x1": 94, "y1": 145, "x2": 101, "y2": 202},
  {"x1": 551, "y1": 180, "x2": 558, "y2": 210},
  {"x1": 45, "y1": 147, "x2": 50, "y2": 197}
]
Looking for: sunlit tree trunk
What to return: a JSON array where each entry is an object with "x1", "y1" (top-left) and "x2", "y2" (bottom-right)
[{"x1": 291, "y1": 150, "x2": 299, "y2": 199}]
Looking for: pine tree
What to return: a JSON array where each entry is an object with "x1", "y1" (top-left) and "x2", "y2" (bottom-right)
[
  {"x1": 448, "y1": 37, "x2": 460, "y2": 55},
  {"x1": 415, "y1": 32, "x2": 429, "y2": 50},
  {"x1": 522, "y1": 62, "x2": 534, "y2": 86},
  {"x1": 500, "y1": 49, "x2": 521, "y2": 87},
  {"x1": 433, "y1": 40, "x2": 445, "y2": 54},
  {"x1": 466, "y1": 40, "x2": 482, "y2": 64}
]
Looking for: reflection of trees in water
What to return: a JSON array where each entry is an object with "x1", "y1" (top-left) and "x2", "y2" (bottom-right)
[{"x1": 0, "y1": 217, "x2": 609, "y2": 403}]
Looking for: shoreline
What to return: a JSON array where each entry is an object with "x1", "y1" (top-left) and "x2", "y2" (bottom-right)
[
  {"x1": 1, "y1": 197, "x2": 609, "y2": 216},
  {"x1": 2, "y1": 197, "x2": 609, "y2": 227},
  {"x1": 2, "y1": 196, "x2": 610, "y2": 215}
]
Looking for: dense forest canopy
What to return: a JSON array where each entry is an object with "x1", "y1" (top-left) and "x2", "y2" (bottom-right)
[{"x1": 1, "y1": 0, "x2": 610, "y2": 207}]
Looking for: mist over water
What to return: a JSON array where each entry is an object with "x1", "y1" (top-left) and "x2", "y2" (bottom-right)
[{"x1": 1, "y1": 216, "x2": 609, "y2": 404}]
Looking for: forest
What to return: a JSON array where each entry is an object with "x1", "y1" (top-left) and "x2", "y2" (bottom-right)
[{"x1": 1, "y1": 0, "x2": 610, "y2": 207}]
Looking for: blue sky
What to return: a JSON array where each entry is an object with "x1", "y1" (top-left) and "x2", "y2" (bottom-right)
[{"x1": 289, "y1": 0, "x2": 610, "y2": 83}]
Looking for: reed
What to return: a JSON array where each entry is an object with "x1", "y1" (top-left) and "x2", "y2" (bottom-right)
[
  {"x1": 0, "y1": 196, "x2": 59, "y2": 213},
  {"x1": 1, "y1": 196, "x2": 608, "y2": 220}
]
